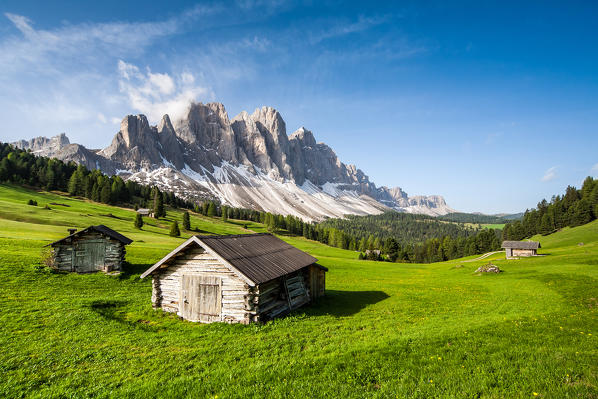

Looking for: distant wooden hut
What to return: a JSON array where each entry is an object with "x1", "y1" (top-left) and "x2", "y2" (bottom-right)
[
  {"x1": 46, "y1": 225, "x2": 133, "y2": 272},
  {"x1": 137, "y1": 208, "x2": 153, "y2": 217},
  {"x1": 501, "y1": 241, "x2": 541, "y2": 258},
  {"x1": 140, "y1": 233, "x2": 327, "y2": 324}
]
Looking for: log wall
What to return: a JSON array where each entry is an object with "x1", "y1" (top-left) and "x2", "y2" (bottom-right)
[
  {"x1": 512, "y1": 249, "x2": 537, "y2": 257},
  {"x1": 151, "y1": 246, "x2": 324, "y2": 324},
  {"x1": 52, "y1": 232, "x2": 126, "y2": 272},
  {"x1": 152, "y1": 246, "x2": 254, "y2": 324}
]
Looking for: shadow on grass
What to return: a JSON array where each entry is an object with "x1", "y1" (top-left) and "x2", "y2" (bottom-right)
[
  {"x1": 119, "y1": 262, "x2": 152, "y2": 279},
  {"x1": 89, "y1": 300, "x2": 157, "y2": 332},
  {"x1": 306, "y1": 290, "x2": 390, "y2": 317}
]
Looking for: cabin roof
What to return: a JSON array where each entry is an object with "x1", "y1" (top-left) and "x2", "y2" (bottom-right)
[
  {"x1": 501, "y1": 240, "x2": 541, "y2": 249},
  {"x1": 46, "y1": 225, "x2": 133, "y2": 247},
  {"x1": 140, "y1": 233, "x2": 319, "y2": 285}
]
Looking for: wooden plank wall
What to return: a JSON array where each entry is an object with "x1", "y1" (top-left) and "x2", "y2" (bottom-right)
[
  {"x1": 52, "y1": 233, "x2": 125, "y2": 272},
  {"x1": 152, "y1": 246, "x2": 253, "y2": 324},
  {"x1": 152, "y1": 250, "x2": 324, "y2": 324}
]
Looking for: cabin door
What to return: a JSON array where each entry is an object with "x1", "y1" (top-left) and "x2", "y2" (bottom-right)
[
  {"x1": 180, "y1": 275, "x2": 222, "y2": 322},
  {"x1": 73, "y1": 240, "x2": 105, "y2": 272}
]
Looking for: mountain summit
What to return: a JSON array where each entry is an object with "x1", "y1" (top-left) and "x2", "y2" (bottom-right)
[{"x1": 12, "y1": 102, "x2": 454, "y2": 220}]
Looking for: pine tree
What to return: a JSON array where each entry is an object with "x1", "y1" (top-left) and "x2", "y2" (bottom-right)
[
  {"x1": 134, "y1": 213, "x2": 144, "y2": 229},
  {"x1": 68, "y1": 170, "x2": 81, "y2": 196},
  {"x1": 169, "y1": 221, "x2": 181, "y2": 237},
  {"x1": 182, "y1": 211, "x2": 191, "y2": 230},
  {"x1": 153, "y1": 190, "x2": 164, "y2": 219},
  {"x1": 222, "y1": 206, "x2": 228, "y2": 222},
  {"x1": 207, "y1": 202, "x2": 216, "y2": 217},
  {"x1": 100, "y1": 182, "x2": 112, "y2": 203}
]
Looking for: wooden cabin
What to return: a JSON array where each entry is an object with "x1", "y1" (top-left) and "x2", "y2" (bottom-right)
[
  {"x1": 46, "y1": 225, "x2": 132, "y2": 272},
  {"x1": 140, "y1": 233, "x2": 327, "y2": 324},
  {"x1": 137, "y1": 208, "x2": 153, "y2": 217},
  {"x1": 502, "y1": 240, "x2": 541, "y2": 258}
]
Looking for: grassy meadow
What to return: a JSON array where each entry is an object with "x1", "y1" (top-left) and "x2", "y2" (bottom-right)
[{"x1": 0, "y1": 184, "x2": 596, "y2": 398}]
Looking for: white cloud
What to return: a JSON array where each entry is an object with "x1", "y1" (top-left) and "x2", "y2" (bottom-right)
[
  {"x1": 149, "y1": 72, "x2": 175, "y2": 95},
  {"x1": 97, "y1": 113, "x2": 107, "y2": 123},
  {"x1": 117, "y1": 60, "x2": 210, "y2": 122},
  {"x1": 181, "y1": 72, "x2": 195, "y2": 84},
  {"x1": 110, "y1": 117, "x2": 122, "y2": 125},
  {"x1": 541, "y1": 166, "x2": 558, "y2": 182}
]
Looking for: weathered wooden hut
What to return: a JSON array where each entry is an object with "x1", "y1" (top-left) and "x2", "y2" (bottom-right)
[
  {"x1": 140, "y1": 233, "x2": 327, "y2": 324},
  {"x1": 137, "y1": 208, "x2": 153, "y2": 217},
  {"x1": 502, "y1": 240, "x2": 541, "y2": 258},
  {"x1": 46, "y1": 225, "x2": 133, "y2": 272}
]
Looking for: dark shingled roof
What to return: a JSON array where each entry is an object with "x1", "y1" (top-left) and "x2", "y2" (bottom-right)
[
  {"x1": 501, "y1": 240, "x2": 541, "y2": 250},
  {"x1": 47, "y1": 225, "x2": 133, "y2": 246},
  {"x1": 140, "y1": 233, "x2": 319, "y2": 284}
]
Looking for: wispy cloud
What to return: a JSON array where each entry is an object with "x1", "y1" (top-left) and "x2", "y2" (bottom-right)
[
  {"x1": 541, "y1": 166, "x2": 558, "y2": 182},
  {"x1": 0, "y1": 12, "x2": 182, "y2": 76},
  {"x1": 309, "y1": 15, "x2": 389, "y2": 44},
  {"x1": 591, "y1": 163, "x2": 598, "y2": 175}
]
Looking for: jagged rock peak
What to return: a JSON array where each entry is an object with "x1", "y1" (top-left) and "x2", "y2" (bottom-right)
[
  {"x1": 11, "y1": 101, "x2": 456, "y2": 219},
  {"x1": 118, "y1": 114, "x2": 153, "y2": 148},
  {"x1": 290, "y1": 127, "x2": 316, "y2": 147}
]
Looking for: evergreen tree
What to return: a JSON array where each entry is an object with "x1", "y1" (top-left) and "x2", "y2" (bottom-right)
[
  {"x1": 207, "y1": 202, "x2": 216, "y2": 217},
  {"x1": 153, "y1": 190, "x2": 165, "y2": 218},
  {"x1": 169, "y1": 221, "x2": 181, "y2": 237},
  {"x1": 67, "y1": 171, "x2": 80, "y2": 196},
  {"x1": 100, "y1": 182, "x2": 112, "y2": 203},
  {"x1": 182, "y1": 211, "x2": 191, "y2": 230},
  {"x1": 222, "y1": 206, "x2": 228, "y2": 222},
  {"x1": 134, "y1": 213, "x2": 144, "y2": 229}
]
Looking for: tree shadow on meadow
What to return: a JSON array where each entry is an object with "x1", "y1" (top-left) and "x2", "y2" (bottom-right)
[
  {"x1": 89, "y1": 300, "x2": 158, "y2": 332},
  {"x1": 118, "y1": 262, "x2": 152, "y2": 279},
  {"x1": 305, "y1": 290, "x2": 390, "y2": 317}
]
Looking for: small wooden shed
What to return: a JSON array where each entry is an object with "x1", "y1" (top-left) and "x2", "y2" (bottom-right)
[
  {"x1": 140, "y1": 233, "x2": 327, "y2": 324},
  {"x1": 502, "y1": 240, "x2": 541, "y2": 258},
  {"x1": 137, "y1": 208, "x2": 153, "y2": 217},
  {"x1": 46, "y1": 225, "x2": 133, "y2": 272}
]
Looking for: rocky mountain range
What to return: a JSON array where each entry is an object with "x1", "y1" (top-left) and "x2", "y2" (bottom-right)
[{"x1": 12, "y1": 102, "x2": 454, "y2": 221}]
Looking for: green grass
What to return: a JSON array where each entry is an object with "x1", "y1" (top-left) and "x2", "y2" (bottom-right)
[{"x1": 0, "y1": 184, "x2": 596, "y2": 398}]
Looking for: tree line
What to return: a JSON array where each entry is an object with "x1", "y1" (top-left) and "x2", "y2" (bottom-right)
[
  {"x1": 436, "y1": 212, "x2": 520, "y2": 224},
  {"x1": 0, "y1": 142, "x2": 502, "y2": 263},
  {"x1": 502, "y1": 176, "x2": 598, "y2": 241}
]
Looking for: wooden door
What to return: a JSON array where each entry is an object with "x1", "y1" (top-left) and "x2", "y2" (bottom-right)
[
  {"x1": 73, "y1": 240, "x2": 105, "y2": 272},
  {"x1": 180, "y1": 275, "x2": 222, "y2": 322}
]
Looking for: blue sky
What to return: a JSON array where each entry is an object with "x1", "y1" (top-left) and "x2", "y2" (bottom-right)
[{"x1": 1, "y1": 1, "x2": 597, "y2": 214}]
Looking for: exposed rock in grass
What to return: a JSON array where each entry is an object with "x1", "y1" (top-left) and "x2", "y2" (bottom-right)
[
  {"x1": 454, "y1": 264, "x2": 464, "y2": 269},
  {"x1": 475, "y1": 262, "x2": 502, "y2": 273}
]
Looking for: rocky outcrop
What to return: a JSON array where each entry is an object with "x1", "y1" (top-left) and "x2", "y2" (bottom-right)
[
  {"x1": 13, "y1": 133, "x2": 70, "y2": 157},
  {"x1": 10, "y1": 101, "x2": 455, "y2": 220}
]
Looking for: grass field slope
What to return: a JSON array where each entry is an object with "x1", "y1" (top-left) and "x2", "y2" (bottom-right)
[{"x1": 0, "y1": 184, "x2": 596, "y2": 398}]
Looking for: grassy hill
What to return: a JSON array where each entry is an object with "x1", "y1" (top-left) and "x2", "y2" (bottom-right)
[{"x1": 0, "y1": 184, "x2": 596, "y2": 398}]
